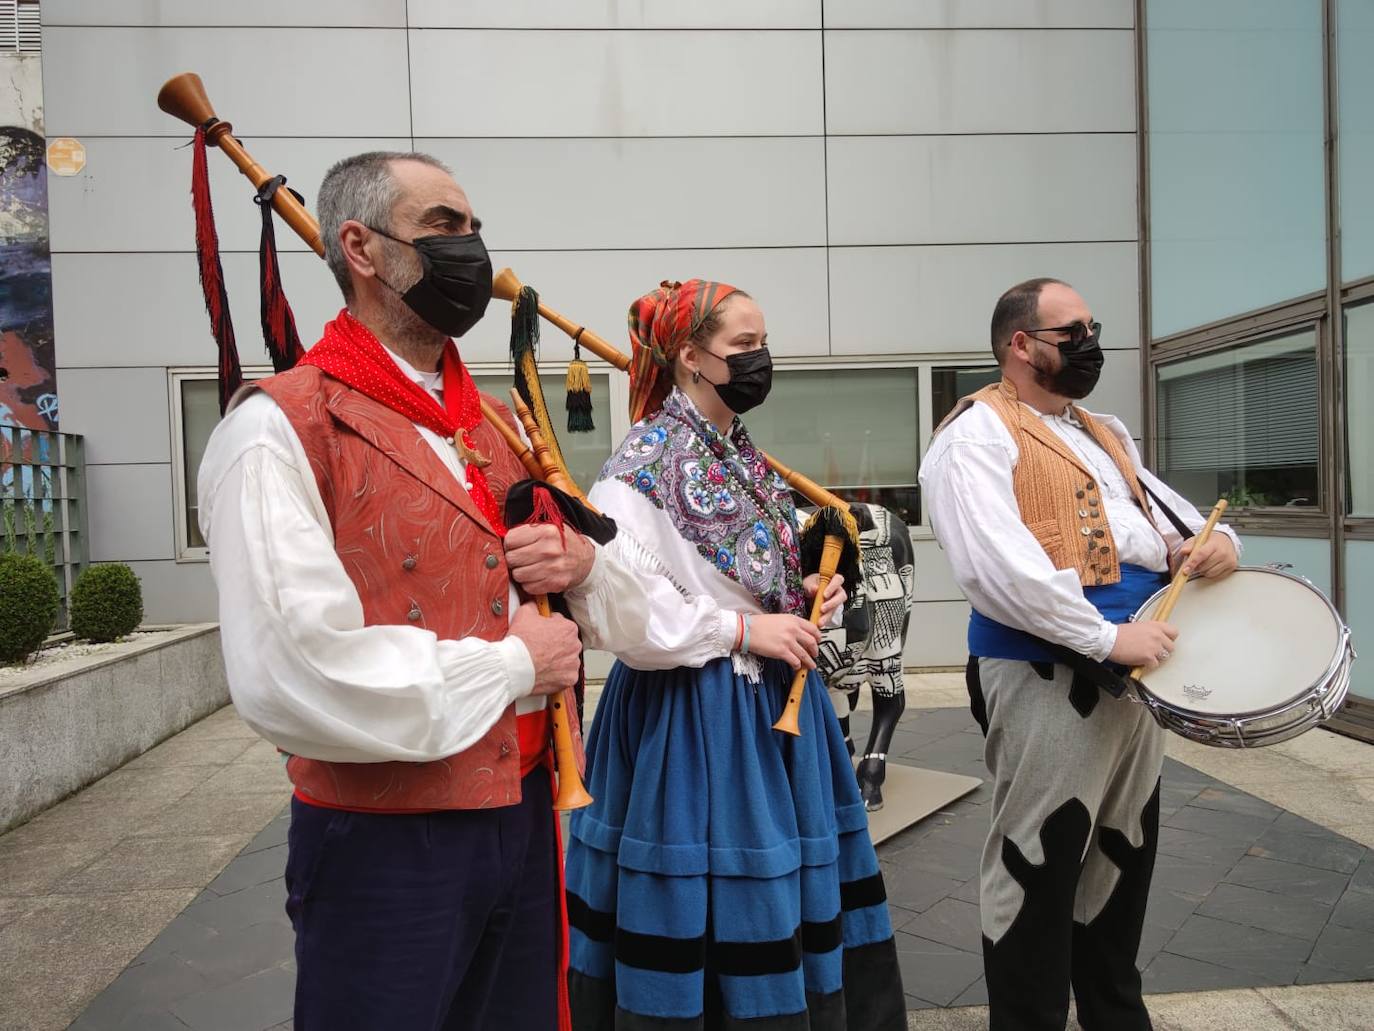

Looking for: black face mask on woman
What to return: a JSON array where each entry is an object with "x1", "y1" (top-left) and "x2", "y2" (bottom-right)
[
  {"x1": 1027, "y1": 321, "x2": 1104, "y2": 399},
  {"x1": 368, "y1": 227, "x2": 493, "y2": 338},
  {"x1": 700, "y1": 346, "x2": 774, "y2": 415}
]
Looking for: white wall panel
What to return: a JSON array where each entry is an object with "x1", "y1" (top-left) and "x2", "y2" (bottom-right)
[
  {"x1": 826, "y1": 1, "x2": 1132, "y2": 29},
  {"x1": 410, "y1": 29, "x2": 822, "y2": 138},
  {"x1": 46, "y1": 137, "x2": 405, "y2": 254},
  {"x1": 51, "y1": 252, "x2": 343, "y2": 369},
  {"x1": 87, "y1": 464, "x2": 176, "y2": 562},
  {"x1": 827, "y1": 134, "x2": 1137, "y2": 246},
  {"x1": 41, "y1": 28, "x2": 409, "y2": 138},
  {"x1": 418, "y1": 137, "x2": 827, "y2": 250},
  {"x1": 828, "y1": 242, "x2": 1139, "y2": 355},
  {"x1": 43, "y1": 1, "x2": 405, "y2": 27},
  {"x1": 911, "y1": 537, "x2": 963, "y2": 603},
  {"x1": 126, "y1": 560, "x2": 220, "y2": 624},
  {"x1": 408, "y1": 1, "x2": 819, "y2": 29},
  {"x1": 460, "y1": 247, "x2": 829, "y2": 365},
  {"x1": 54, "y1": 367, "x2": 171, "y2": 465},
  {"x1": 825, "y1": 29, "x2": 1134, "y2": 135},
  {"x1": 902, "y1": 600, "x2": 971, "y2": 667}
]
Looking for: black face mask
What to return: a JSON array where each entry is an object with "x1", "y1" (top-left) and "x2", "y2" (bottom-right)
[
  {"x1": 369, "y1": 227, "x2": 492, "y2": 338},
  {"x1": 1030, "y1": 329, "x2": 1104, "y2": 400},
  {"x1": 701, "y1": 346, "x2": 773, "y2": 414}
]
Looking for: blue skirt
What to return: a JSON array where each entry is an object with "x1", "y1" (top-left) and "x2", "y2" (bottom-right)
[{"x1": 565, "y1": 657, "x2": 905, "y2": 1030}]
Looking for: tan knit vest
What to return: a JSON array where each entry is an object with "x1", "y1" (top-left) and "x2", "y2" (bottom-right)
[{"x1": 935, "y1": 379, "x2": 1155, "y2": 588}]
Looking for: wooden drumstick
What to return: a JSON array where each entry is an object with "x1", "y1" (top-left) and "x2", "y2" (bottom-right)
[{"x1": 1130, "y1": 498, "x2": 1228, "y2": 680}]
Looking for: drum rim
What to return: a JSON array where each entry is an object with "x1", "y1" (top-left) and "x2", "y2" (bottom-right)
[{"x1": 1132, "y1": 564, "x2": 1354, "y2": 720}]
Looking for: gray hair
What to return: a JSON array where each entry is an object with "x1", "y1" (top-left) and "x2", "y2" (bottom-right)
[{"x1": 316, "y1": 151, "x2": 451, "y2": 300}]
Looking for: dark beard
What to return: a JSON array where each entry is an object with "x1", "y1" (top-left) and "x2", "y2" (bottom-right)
[{"x1": 1030, "y1": 345, "x2": 1093, "y2": 400}]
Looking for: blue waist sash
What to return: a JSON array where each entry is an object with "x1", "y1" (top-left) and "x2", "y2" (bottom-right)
[{"x1": 968, "y1": 564, "x2": 1169, "y2": 662}]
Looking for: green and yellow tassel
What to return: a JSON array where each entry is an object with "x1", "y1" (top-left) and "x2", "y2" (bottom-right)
[{"x1": 566, "y1": 341, "x2": 595, "y2": 433}]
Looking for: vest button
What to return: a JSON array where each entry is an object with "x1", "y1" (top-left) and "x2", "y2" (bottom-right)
[
  {"x1": 1100, "y1": 546, "x2": 1110, "y2": 555},
  {"x1": 407, "y1": 606, "x2": 421, "y2": 621},
  {"x1": 491, "y1": 599, "x2": 504, "y2": 616},
  {"x1": 402, "y1": 556, "x2": 417, "y2": 570},
  {"x1": 1076, "y1": 490, "x2": 1085, "y2": 499},
  {"x1": 500, "y1": 740, "x2": 511, "y2": 756},
  {"x1": 1081, "y1": 527, "x2": 1092, "y2": 536},
  {"x1": 1079, "y1": 509, "x2": 1089, "y2": 518},
  {"x1": 1085, "y1": 481, "x2": 1096, "y2": 491},
  {"x1": 486, "y1": 554, "x2": 499, "y2": 569},
  {"x1": 1093, "y1": 529, "x2": 1105, "y2": 538}
]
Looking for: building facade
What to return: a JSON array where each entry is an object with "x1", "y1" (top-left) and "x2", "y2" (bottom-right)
[{"x1": 21, "y1": 0, "x2": 1367, "y2": 736}]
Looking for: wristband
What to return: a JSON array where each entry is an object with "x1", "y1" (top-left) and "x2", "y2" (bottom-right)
[
  {"x1": 741, "y1": 615, "x2": 752, "y2": 656},
  {"x1": 734, "y1": 612, "x2": 745, "y2": 652}
]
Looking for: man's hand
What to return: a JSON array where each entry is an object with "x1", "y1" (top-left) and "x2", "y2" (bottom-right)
[
  {"x1": 504, "y1": 524, "x2": 595, "y2": 595},
  {"x1": 1173, "y1": 532, "x2": 1237, "y2": 580},
  {"x1": 1109, "y1": 620, "x2": 1180, "y2": 670},
  {"x1": 509, "y1": 601, "x2": 582, "y2": 697},
  {"x1": 802, "y1": 573, "x2": 847, "y2": 626}
]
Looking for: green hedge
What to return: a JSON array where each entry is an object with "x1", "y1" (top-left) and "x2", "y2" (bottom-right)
[
  {"x1": 70, "y1": 563, "x2": 144, "y2": 644},
  {"x1": 0, "y1": 552, "x2": 60, "y2": 663}
]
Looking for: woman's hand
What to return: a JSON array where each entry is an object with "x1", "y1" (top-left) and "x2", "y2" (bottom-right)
[
  {"x1": 803, "y1": 572, "x2": 846, "y2": 626},
  {"x1": 745, "y1": 614, "x2": 822, "y2": 671}
]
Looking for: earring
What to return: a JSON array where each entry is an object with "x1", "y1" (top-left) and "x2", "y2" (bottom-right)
[{"x1": 692, "y1": 371, "x2": 700, "y2": 384}]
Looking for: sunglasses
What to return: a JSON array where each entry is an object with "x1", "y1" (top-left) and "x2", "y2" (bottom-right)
[{"x1": 1024, "y1": 321, "x2": 1102, "y2": 348}]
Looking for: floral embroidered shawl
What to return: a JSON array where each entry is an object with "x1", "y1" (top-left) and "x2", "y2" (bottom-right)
[{"x1": 601, "y1": 387, "x2": 806, "y2": 615}]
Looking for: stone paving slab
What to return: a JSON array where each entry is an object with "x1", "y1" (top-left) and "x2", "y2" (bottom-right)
[{"x1": 52, "y1": 704, "x2": 1374, "y2": 1030}]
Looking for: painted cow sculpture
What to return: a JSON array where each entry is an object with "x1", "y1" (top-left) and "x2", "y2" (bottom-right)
[{"x1": 813, "y1": 503, "x2": 916, "y2": 812}]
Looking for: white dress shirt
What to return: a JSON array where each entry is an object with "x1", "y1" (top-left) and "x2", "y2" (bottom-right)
[
  {"x1": 198, "y1": 347, "x2": 654, "y2": 764},
  {"x1": 920, "y1": 399, "x2": 1240, "y2": 662}
]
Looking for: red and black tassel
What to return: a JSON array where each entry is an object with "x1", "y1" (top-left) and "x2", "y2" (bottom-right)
[
  {"x1": 190, "y1": 123, "x2": 242, "y2": 414},
  {"x1": 254, "y1": 175, "x2": 305, "y2": 373}
]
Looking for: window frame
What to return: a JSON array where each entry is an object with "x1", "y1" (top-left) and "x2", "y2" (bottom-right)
[{"x1": 168, "y1": 366, "x2": 272, "y2": 563}]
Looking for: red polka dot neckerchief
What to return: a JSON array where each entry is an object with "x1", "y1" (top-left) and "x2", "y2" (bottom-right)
[{"x1": 302, "y1": 309, "x2": 507, "y2": 535}]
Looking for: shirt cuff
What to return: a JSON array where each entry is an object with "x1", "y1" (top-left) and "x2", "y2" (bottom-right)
[
  {"x1": 718, "y1": 610, "x2": 740, "y2": 656},
  {"x1": 495, "y1": 635, "x2": 536, "y2": 700},
  {"x1": 1090, "y1": 621, "x2": 1119, "y2": 664},
  {"x1": 565, "y1": 541, "x2": 606, "y2": 598}
]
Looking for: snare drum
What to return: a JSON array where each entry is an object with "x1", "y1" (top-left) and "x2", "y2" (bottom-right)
[{"x1": 1131, "y1": 566, "x2": 1355, "y2": 748}]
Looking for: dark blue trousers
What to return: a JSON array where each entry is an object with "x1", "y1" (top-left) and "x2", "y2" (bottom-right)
[{"x1": 285, "y1": 770, "x2": 559, "y2": 1030}]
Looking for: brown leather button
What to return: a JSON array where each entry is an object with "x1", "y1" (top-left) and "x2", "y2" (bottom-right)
[
  {"x1": 491, "y1": 599, "x2": 504, "y2": 616},
  {"x1": 407, "y1": 606, "x2": 421, "y2": 621},
  {"x1": 1085, "y1": 481, "x2": 1096, "y2": 491},
  {"x1": 1076, "y1": 490, "x2": 1085, "y2": 499},
  {"x1": 485, "y1": 554, "x2": 499, "y2": 569},
  {"x1": 1100, "y1": 546, "x2": 1110, "y2": 554},
  {"x1": 1093, "y1": 529, "x2": 1105, "y2": 538},
  {"x1": 402, "y1": 556, "x2": 417, "y2": 570}
]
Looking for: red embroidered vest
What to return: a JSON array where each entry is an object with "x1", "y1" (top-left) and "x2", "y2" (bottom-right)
[{"x1": 258, "y1": 365, "x2": 584, "y2": 810}]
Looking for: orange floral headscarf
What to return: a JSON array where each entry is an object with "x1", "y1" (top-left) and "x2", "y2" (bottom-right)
[{"x1": 626, "y1": 279, "x2": 738, "y2": 423}]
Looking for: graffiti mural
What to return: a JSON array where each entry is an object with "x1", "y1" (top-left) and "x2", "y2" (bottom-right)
[{"x1": 0, "y1": 126, "x2": 57, "y2": 429}]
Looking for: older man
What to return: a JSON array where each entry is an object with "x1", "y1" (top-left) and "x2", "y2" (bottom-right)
[
  {"x1": 198, "y1": 152, "x2": 651, "y2": 1030},
  {"x1": 919, "y1": 278, "x2": 1240, "y2": 1031}
]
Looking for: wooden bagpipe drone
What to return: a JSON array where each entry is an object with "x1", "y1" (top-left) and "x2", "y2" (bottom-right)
[{"x1": 156, "y1": 72, "x2": 862, "y2": 752}]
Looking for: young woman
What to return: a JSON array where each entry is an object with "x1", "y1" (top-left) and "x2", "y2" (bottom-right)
[{"x1": 563, "y1": 280, "x2": 905, "y2": 1030}]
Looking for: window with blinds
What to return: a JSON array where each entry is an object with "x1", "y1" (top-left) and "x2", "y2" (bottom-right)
[
  {"x1": 1157, "y1": 328, "x2": 1320, "y2": 508},
  {"x1": 0, "y1": 1, "x2": 40, "y2": 53}
]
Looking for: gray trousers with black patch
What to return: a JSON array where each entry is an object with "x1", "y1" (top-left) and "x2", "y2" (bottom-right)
[{"x1": 970, "y1": 657, "x2": 1164, "y2": 1031}]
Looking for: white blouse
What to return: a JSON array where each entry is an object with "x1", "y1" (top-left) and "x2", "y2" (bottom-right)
[{"x1": 920, "y1": 399, "x2": 1240, "y2": 662}]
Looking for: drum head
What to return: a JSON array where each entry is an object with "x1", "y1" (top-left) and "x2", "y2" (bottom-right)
[{"x1": 1135, "y1": 568, "x2": 1342, "y2": 717}]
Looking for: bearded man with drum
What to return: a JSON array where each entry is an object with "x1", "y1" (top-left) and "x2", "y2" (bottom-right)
[{"x1": 919, "y1": 278, "x2": 1239, "y2": 1031}]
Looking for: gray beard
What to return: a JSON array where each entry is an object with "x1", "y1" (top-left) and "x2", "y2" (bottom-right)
[{"x1": 374, "y1": 252, "x2": 448, "y2": 367}]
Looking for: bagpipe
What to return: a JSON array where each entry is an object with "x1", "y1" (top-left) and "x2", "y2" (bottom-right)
[{"x1": 156, "y1": 72, "x2": 862, "y2": 767}]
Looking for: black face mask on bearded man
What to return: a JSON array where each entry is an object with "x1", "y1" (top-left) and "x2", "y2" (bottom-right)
[{"x1": 369, "y1": 227, "x2": 493, "y2": 338}]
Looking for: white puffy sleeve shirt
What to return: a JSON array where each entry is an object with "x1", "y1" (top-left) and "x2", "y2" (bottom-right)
[
  {"x1": 919, "y1": 400, "x2": 1240, "y2": 662},
  {"x1": 198, "y1": 355, "x2": 657, "y2": 764}
]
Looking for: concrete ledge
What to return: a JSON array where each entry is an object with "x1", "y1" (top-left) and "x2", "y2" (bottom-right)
[{"x1": 0, "y1": 624, "x2": 227, "y2": 834}]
